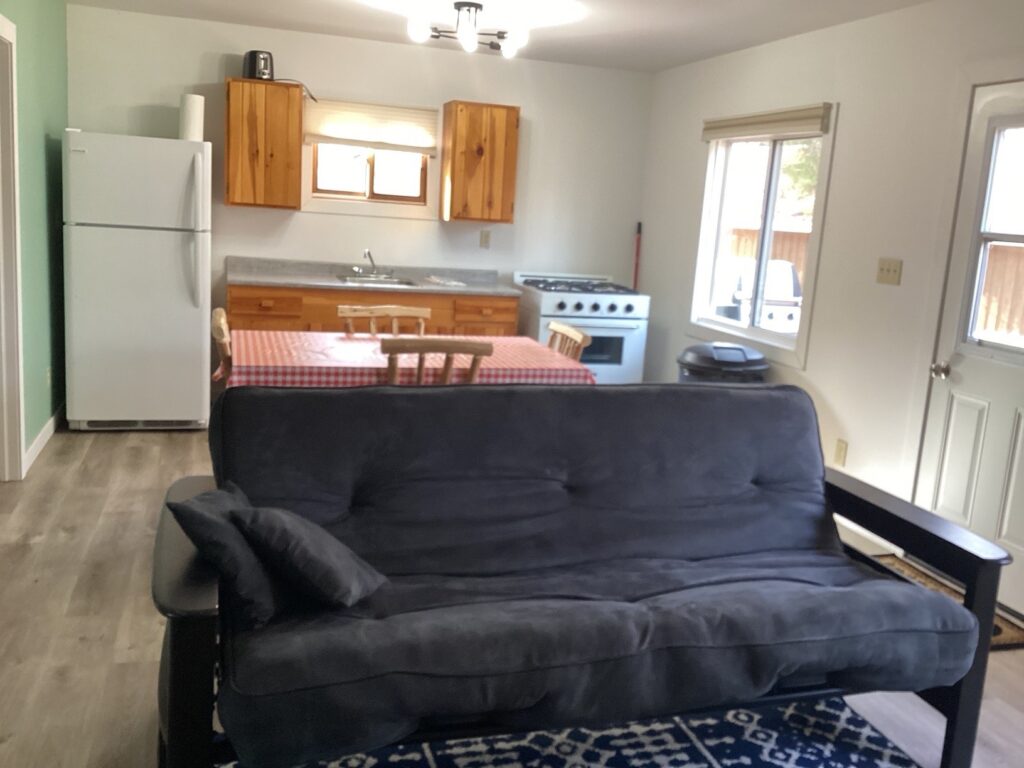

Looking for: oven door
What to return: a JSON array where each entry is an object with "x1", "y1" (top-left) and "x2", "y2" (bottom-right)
[{"x1": 540, "y1": 318, "x2": 648, "y2": 385}]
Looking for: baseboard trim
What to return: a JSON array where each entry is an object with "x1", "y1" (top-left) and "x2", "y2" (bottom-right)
[{"x1": 22, "y1": 405, "x2": 63, "y2": 475}]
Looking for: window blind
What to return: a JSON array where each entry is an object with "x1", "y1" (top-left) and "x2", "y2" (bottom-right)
[
  {"x1": 702, "y1": 103, "x2": 833, "y2": 142},
  {"x1": 305, "y1": 100, "x2": 439, "y2": 156}
]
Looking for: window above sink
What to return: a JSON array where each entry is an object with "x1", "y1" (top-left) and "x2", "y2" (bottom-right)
[{"x1": 302, "y1": 99, "x2": 440, "y2": 221}]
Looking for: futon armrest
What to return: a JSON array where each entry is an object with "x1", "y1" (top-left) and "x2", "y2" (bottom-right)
[
  {"x1": 152, "y1": 476, "x2": 219, "y2": 619},
  {"x1": 825, "y1": 467, "x2": 1010, "y2": 585}
]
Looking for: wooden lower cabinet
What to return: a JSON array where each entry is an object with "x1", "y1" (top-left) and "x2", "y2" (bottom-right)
[{"x1": 227, "y1": 285, "x2": 520, "y2": 337}]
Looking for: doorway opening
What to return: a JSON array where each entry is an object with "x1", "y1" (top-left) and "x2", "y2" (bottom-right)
[{"x1": 0, "y1": 14, "x2": 22, "y2": 482}]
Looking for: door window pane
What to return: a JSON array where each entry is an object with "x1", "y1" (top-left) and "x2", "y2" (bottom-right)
[
  {"x1": 316, "y1": 145, "x2": 368, "y2": 194},
  {"x1": 710, "y1": 141, "x2": 771, "y2": 326},
  {"x1": 372, "y1": 150, "x2": 423, "y2": 198},
  {"x1": 984, "y1": 127, "x2": 1024, "y2": 236},
  {"x1": 971, "y1": 241, "x2": 1024, "y2": 350}
]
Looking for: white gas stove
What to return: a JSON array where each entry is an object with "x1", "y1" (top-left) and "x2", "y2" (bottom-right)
[{"x1": 514, "y1": 272, "x2": 651, "y2": 385}]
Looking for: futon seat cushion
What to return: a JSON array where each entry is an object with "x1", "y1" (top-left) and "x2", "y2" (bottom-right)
[{"x1": 218, "y1": 551, "x2": 977, "y2": 768}]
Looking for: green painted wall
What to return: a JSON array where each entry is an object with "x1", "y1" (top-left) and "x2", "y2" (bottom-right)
[{"x1": 0, "y1": 0, "x2": 66, "y2": 448}]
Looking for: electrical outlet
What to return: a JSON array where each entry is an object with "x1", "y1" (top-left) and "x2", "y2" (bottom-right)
[
  {"x1": 876, "y1": 258, "x2": 903, "y2": 286},
  {"x1": 45, "y1": 366, "x2": 52, "y2": 389},
  {"x1": 479, "y1": 230, "x2": 491, "y2": 249},
  {"x1": 834, "y1": 439, "x2": 849, "y2": 468}
]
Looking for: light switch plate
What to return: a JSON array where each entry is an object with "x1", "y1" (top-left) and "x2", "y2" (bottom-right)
[
  {"x1": 877, "y1": 258, "x2": 903, "y2": 286},
  {"x1": 834, "y1": 439, "x2": 849, "y2": 468}
]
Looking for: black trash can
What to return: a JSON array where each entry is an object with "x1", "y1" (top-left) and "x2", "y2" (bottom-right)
[{"x1": 677, "y1": 342, "x2": 769, "y2": 383}]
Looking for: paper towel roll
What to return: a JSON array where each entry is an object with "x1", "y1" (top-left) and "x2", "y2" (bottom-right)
[{"x1": 179, "y1": 94, "x2": 205, "y2": 142}]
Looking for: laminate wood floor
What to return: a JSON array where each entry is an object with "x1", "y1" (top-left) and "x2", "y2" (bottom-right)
[{"x1": 0, "y1": 429, "x2": 1021, "y2": 768}]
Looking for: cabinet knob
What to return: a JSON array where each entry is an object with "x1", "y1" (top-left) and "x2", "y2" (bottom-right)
[{"x1": 259, "y1": 299, "x2": 275, "y2": 310}]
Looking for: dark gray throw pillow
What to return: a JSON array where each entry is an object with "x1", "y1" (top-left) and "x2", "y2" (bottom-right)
[
  {"x1": 166, "y1": 481, "x2": 280, "y2": 627},
  {"x1": 231, "y1": 506, "x2": 387, "y2": 607}
]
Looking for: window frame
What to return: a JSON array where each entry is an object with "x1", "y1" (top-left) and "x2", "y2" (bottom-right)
[
  {"x1": 690, "y1": 113, "x2": 838, "y2": 369},
  {"x1": 302, "y1": 143, "x2": 439, "y2": 221},
  {"x1": 959, "y1": 113, "x2": 1024, "y2": 363},
  {"x1": 311, "y1": 144, "x2": 429, "y2": 206}
]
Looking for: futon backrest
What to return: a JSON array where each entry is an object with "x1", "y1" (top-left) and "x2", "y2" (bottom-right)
[{"x1": 210, "y1": 385, "x2": 838, "y2": 575}]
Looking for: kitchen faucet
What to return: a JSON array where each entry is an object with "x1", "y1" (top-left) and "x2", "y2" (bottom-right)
[
  {"x1": 349, "y1": 249, "x2": 391, "y2": 277},
  {"x1": 363, "y1": 249, "x2": 378, "y2": 274}
]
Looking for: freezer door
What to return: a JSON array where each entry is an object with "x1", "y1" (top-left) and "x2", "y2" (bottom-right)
[
  {"x1": 64, "y1": 226, "x2": 211, "y2": 424},
  {"x1": 63, "y1": 131, "x2": 211, "y2": 231}
]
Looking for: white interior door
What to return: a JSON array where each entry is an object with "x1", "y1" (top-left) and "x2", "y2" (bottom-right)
[
  {"x1": 64, "y1": 225, "x2": 210, "y2": 424},
  {"x1": 916, "y1": 81, "x2": 1024, "y2": 613}
]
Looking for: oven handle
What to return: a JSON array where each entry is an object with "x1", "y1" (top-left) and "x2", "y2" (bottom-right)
[{"x1": 570, "y1": 322, "x2": 644, "y2": 331}]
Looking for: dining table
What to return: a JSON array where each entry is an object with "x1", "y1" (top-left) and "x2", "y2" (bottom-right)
[{"x1": 226, "y1": 330, "x2": 597, "y2": 388}]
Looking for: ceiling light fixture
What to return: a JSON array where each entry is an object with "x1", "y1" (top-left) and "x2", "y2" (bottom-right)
[
  {"x1": 410, "y1": 2, "x2": 526, "y2": 58},
  {"x1": 360, "y1": 0, "x2": 587, "y2": 58}
]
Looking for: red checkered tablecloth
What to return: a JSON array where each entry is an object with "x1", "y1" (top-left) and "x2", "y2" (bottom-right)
[{"x1": 227, "y1": 331, "x2": 597, "y2": 388}]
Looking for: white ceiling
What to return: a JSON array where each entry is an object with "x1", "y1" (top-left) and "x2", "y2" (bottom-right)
[{"x1": 73, "y1": 0, "x2": 930, "y2": 72}]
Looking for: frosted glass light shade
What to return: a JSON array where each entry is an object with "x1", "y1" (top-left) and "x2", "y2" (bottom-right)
[{"x1": 407, "y1": 18, "x2": 432, "y2": 43}]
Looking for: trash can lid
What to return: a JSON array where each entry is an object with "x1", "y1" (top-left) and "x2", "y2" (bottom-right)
[{"x1": 677, "y1": 342, "x2": 769, "y2": 372}]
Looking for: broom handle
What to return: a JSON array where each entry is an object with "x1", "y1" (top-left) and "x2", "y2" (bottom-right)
[{"x1": 632, "y1": 222, "x2": 643, "y2": 291}]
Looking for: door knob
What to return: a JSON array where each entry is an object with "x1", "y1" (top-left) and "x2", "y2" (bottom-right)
[{"x1": 930, "y1": 361, "x2": 952, "y2": 380}]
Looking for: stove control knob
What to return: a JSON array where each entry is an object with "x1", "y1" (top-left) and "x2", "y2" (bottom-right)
[
  {"x1": 608, "y1": 304, "x2": 618, "y2": 313},
  {"x1": 556, "y1": 301, "x2": 567, "y2": 311},
  {"x1": 590, "y1": 302, "x2": 601, "y2": 312},
  {"x1": 574, "y1": 302, "x2": 585, "y2": 312},
  {"x1": 624, "y1": 304, "x2": 635, "y2": 314}
]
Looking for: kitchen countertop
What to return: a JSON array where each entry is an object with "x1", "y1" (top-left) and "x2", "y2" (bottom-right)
[{"x1": 225, "y1": 256, "x2": 522, "y2": 298}]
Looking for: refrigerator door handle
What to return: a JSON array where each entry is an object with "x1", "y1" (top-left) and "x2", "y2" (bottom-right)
[
  {"x1": 192, "y1": 152, "x2": 204, "y2": 231},
  {"x1": 191, "y1": 233, "x2": 201, "y2": 309},
  {"x1": 191, "y1": 153, "x2": 204, "y2": 307}
]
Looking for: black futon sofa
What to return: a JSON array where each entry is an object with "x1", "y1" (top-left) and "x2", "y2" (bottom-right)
[{"x1": 152, "y1": 385, "x2": 1009, "y2": 768}]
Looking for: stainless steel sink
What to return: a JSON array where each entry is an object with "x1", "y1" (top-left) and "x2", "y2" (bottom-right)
[{"x1": 337, "y1": 275, "x2": 418, "y2": 288}]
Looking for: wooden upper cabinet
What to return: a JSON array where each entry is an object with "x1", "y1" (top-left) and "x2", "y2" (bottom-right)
[
  {"x1": 441, "y1": 101, "x2": 520, "y2": 223},
  {"x1": 225, "y1": 78, "x2": 303, "y2": 209}
]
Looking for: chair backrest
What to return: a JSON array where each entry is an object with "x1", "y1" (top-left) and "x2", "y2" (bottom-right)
[
  {"x1": 337, "y1": 305, "x2": 431, "y2": 336},
  {"x1": 211, "y1": 308, "x2": 232, "y2": 382},
  {"x1": 379, "y1": 338, "x2": 494, "y2": 385},
  {"x1": 547, "y1": 321, "x2": 592, "y2": 362}
]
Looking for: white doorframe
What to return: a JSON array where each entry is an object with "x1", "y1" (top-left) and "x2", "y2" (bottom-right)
[{"x1": 0, "y1": 14, "x2": 24, "y2": 482}]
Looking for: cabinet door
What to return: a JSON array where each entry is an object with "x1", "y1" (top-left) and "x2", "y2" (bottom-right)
[
  {"x1": 442, "y1": 101, "x2": 520, "y2": 223},
  {"x1": 453, "y1": 297, "x2": 519, "y2": 325},
  {"x1": 226, "y1": 79, "x2": 303, "y2": 209}
]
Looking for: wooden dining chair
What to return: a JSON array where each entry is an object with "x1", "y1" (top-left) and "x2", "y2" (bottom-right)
[
  {"x1": 211, "y1": 308, "x2": 232, "y2": 382},
  {"x1": 337, "y1": 305, "x2": 431, "y2": 336},
  {"x1": 380, "y1": 338, "x2": 494, "y2": 385},
  {"x1": 546, "y1": 321, "x2": 592, "y2": 362}
]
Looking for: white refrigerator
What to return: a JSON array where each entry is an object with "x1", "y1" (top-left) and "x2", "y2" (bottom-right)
[{"x1": 63, "y1": 129, "x2": 212, "y2": 429}]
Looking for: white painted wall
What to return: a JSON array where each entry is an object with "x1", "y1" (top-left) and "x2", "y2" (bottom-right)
[
  {"x1": 66, "y1": 0, "x2": 1024, "y2": 500},
  {"x1": 66, "y1": 5, "x2": 652, "y2": 298},
  {"x1": 640, "y1": 0, "x2": 1024, "y2": 497}
]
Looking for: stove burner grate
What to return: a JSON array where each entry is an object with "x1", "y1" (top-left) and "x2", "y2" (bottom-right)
[{"x1": 523, "y1": 279, "x2": 637, "y2": 295}]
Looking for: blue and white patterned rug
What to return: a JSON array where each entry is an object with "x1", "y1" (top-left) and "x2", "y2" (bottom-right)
[{"x1": 218, "y1": 697, "x2": 918, "y2": 768}]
